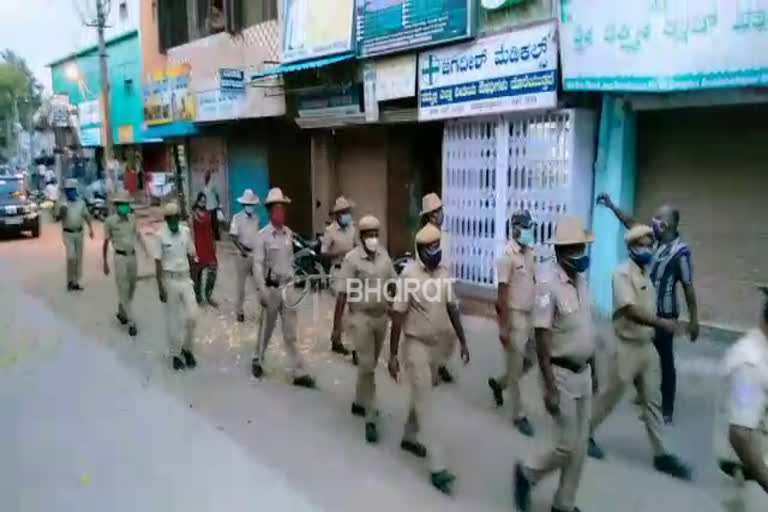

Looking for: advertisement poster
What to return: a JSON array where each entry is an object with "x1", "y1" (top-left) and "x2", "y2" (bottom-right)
[
  {"x1": 282, "y1": 0, "x2": 355, "y2": 63},
  {"x1": 559, "y1": 0, "x2": 768, "y2": 91},
  {"x1": 143, "y1": 64, "x2": 196, "y2": 126},
  {"x1": 77, "y1": 99, "x2": 102, "y2": 146},
  {"x1": 357, "y1": 0, "x2": 475, "y2": 57},
  {"x1": 419, "y1": 22, "x2": 558, "y2": 121}
]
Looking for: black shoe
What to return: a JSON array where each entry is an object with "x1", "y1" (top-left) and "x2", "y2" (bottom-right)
[
  {"x1": 587, "y1": 437, "x2": 605, "y2": 460},
  {"x1": 331, "y1": 342, "x2": 350, "y2": 356},
  {"x1": 195, "y1": 296, "x2": 203, "y2": 305},
  {"x1": 116, "y1": 312, "x2": 128, "y2": 325},
  {"x1": 293, "y1": 375, "x2": 316, "y2": 389},
  {"x1": 663, "y1": 414, "x2": 673, "y2": 425},
  {"x1": 172, "y1": 356, "x2": 186, "y2": 371},
  {"x1": 514, "y1": 417, "x2": 535, "y2": 437},
  {"x1": 400, "y1": 440, "x2": 427, "y2": 458},
  {"x1": 237, "y1": 313, "x2": 245, "y2": 323},
  {"x1": 352, "y1": 350, "x2": 358, "y2": 366},
  {"x1": 488, "y1": 377, "x2": 504, "y2": 407},
  {"x1": 252, "y1": 359, "x2": 263, "y2": 378},
  {"x1": 552, "y1": 507, "x2": 581, "y2": 512},
  {"x1": 128, "y1": 326, "x2": 137, "y2": 337},
  {"x1": 67, "y1": 282, "x2": 74, "y2": 291},
  {"x1": 437, "y1": 366, "x2": 454, "y2": 383},
  {"x1": 430, "y1": 470, "x2": 455, "y2": 495},
  {"x1": 181, "y1": 349, "x2": 196, "y2": 369},
  {"x1": 514, "y1": 463, "x2": 531, "y2": 511},
  {"x1": 207, "y1": 297, "x2": 219, "y2": 308},
  {"x1": 365, "y1": 422, "x2": 378, "y2": 444},
  {"x1": 653, "y1": 454, "x2": 692, "y2": 481},
  {"x1": 71, "y1": 283, "x2": 84, "y2": 291},
  {"x1": 351, "y1": 403, "x2": 366, "y2": 417}
]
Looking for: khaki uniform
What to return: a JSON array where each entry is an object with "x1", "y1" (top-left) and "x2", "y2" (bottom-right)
[
  {"x1": 715, "y1": 328, "x2": 768, "y2": 512},
  {"x1": 591, "y1": 259, "x2": 667, "y2": 455},
  {"x1": 337, "y1": 246, "x2": 396, "y2": 423},
  {"x1": 57, "y1": 198, "x2": 90, "y2": 284},
  {"x1": 154, "y1": 224, "x2": 198, "y2": 355},
  {"x1": 104, "y1": 214, "x2": 139, "y2": 327},
  {"x1": 524, "y1": 265, "x2": 595, "y2": 511},
  {"x1": 394, "y1": 260, "x2": 457, "y2": 473},
  {"x1": 253, "y1": 223, "x2": 307, "y2": 377},
  {"x1": 229, "y1": 211, "x2": 261, "y2": 315},
  {"x1": 496, "y1": 239, "x2": 536, "y2": 419},
  {"x1": 322, "y1": 220, "x2": 357, "y2": 287}
]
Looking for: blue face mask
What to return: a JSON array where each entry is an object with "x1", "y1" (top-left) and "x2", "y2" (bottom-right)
[
  {"x1": 420, "y1": 247, "x2": 442, "y2": 269},
  {"x1": 338, "y1": 213, "x2": 352, "y2": 227},
  {"x1": 630, "y1": 246, "x2": 654, "y2": 266},
  {"x1": 562, "y1": 254, "x2": 590, "y2": 273},
  {"x1": 518, "y1": 227, "x2": 534, "y2": 247},
  {"x1": 65, "y1": 189, "x2": 78, "y2": 201}
]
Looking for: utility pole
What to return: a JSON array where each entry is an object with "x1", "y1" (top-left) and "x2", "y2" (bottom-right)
[{"x1": 94, "y1": 0, "x2": 116, "y2": 194}]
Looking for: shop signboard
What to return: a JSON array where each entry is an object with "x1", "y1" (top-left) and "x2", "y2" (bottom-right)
[
  {"x1": 143, "y1": 64, "x2": 196, "y2": 126},
  {"x1": 418, "y1": 22, "x2": 558, "y2": 121},
  {"x1": 282, "y1": 0, "x2": 355, "y2": 63},
  {"x1": 559, "y1": 0, "x2": 768, "y2": 91},
  {"x1": 219, "y1": 68, "x2": 245, "y2": 93},
  {"x1": 77, "y1": 99, "x2": 102, "y2": 147},
  {"x1": 296, "y1": 85, "x2": 362, "y2": 119},
  {"x1": 356, "y1": 0, "x2": 475, "y2": 58},
  {"x1": 196, "y1": 90, "x2": 247, "y2": 122}
]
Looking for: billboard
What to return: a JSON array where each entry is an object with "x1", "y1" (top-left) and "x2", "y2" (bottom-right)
[
  {"x1": 143, "y1": 65, "x2": 196, "y2": 126},
  {"x1": 282, "y1": 0, "x2": 355, "y2": 63}
]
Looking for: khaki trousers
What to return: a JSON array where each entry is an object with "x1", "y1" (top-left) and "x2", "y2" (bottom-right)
[
  {"x1": 114, "y1": 253, "x2": 137, "y2": 327},
  {"x1": 525, "y1": 366, "x2": 592, "y2": 511},
  {"x1": 721, "y1": 472, "x2": 768, "y2": 512},
  {"x1": 255, "y1": 287, "x2": 307, "y2": 378},
  {"x1": 63, "y1": 230, "x2": 84, "y2": 284},
  {"x1": 235, "y1": 254, "x2": 257, "y2": 315},
  {"x1": 496, "y1": 309, "x2": 533, "y2": 419},
  {"x1": 164, "y1": 274, "x2": 197, "y2": 355},
  {"x1": 591, "y1": 337, "x2": 667, "y2": 457},
  {"x1": 401, "y1": 337, "x2": 446, "y2": 473},
  {"x1": 348, "y1": 310, "x2": 388, "y2": 423}
]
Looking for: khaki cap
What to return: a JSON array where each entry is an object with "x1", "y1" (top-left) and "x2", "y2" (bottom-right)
[
  {"x1": 331, "y1": 196, "x2": 355, "y2": 213},
  {"x1": 420, "y1": 193, "x2": 443, "y2": 216},
  {"x1": 624, "y1": 224, "x2": 654, "y2": 243},
  {"x1": 264, "y1": 187, "x2": 291, "y2": 205},
  {"x1": 358, "y1": 215, "x2": 380, "y2": 231},
  {"x1": 111, "y1": 190, "x2": 133, "y2": 204},
  {"x1": 415, "y1": 223, "x2": 441, "y2": 245},
  {"x1": 237, "y1": 189, "x2": 260, "y2": 205},
  {"x1": 64, "y1": 178, "x2": 78, "y2": 189},
  {"x1": 549, "y1": 216, "x2": 594, "y2": 245},
  {"x1": 163, "y1": 202, "x2": 180, "y2": 217}
]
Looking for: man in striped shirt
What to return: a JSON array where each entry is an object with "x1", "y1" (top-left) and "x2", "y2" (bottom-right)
[{"x1": 597, "y1": 195, "x2": 700, "y2": 424}]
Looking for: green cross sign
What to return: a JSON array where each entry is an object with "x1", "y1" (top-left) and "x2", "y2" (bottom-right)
[{"x1": 422, "y1": 55, "x2": 441, "y2": 86}]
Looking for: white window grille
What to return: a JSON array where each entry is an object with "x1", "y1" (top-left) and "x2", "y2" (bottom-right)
[{"x1": 443, "y1": 109, "x2": 596, "y2": 288}]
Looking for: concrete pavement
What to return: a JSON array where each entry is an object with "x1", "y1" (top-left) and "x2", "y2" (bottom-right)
[{"x1": 0, "y1": 220, "x2": 728, "y2": 511}]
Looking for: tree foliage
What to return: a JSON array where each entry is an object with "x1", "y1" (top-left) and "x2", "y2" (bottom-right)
[{"x1": 0, "y1": 50, "x2": 43, "y2": 130}]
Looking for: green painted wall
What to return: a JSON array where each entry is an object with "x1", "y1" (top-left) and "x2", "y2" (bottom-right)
[{"x1": 50, "y1": 31, "x2": 145, "y2": 145}]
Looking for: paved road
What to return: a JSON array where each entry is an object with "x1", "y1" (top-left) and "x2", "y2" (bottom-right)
[{"x1": 0, "y1": 219, "x2": 728, "y2": 511}]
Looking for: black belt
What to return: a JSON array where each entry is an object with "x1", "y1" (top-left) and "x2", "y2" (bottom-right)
[
  {"x1": 63, "y1": 228, "x2": 82, "y2": 233},
  {"x1": 333, "y1": 263, "x2": 342, "y2": 269},
  {"x1": 550, "y1": 357, "x2": 589, "y2": 373},
  {"x1": 115, "y1": 249, "x2": 135, "y2": 256},
  {"x1": 719, "y1": 460, "x2": 756, "y2": 481}
]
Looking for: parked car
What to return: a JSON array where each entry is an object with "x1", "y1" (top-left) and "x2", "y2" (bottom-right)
[{"x1": 0, "y1": 175, "x2": 40, "y2": 238}]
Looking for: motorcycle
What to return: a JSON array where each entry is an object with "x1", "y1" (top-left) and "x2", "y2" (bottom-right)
[
  {"x1": 292, "y1": 233, "x2": 328, "y2": 290},
  {"x1": 86, "y1": 192, "x2": 108, "y2": 221},
  {"x1": 393, "y1": 251, "x2": 413, "y2": 275}
]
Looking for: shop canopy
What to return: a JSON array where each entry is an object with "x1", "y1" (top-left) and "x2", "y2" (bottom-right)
[{"x1": 250, "y1": 53, "x2": 354, "y2": 81}]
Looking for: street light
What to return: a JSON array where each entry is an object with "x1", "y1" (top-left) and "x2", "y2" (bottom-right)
[{"x1": 64, "y1": 63, "x2": 81, "y2": 82}]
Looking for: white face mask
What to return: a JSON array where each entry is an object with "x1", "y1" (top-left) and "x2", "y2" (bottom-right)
[
  {"x1": 244, "y1": 206, "x2": 254, "y2": 215},
  {"x1": 363, "y1": 237, "x2": 379, "y2": 252}
]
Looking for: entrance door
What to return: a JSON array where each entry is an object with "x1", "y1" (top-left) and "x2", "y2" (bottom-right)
[{"x1": 227, "y1": 137, "x2": 269, "y2": 225}]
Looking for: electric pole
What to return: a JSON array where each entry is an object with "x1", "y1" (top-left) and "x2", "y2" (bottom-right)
[{"x1": 94, "y1": 0, "x2": 116, "y2": 193}]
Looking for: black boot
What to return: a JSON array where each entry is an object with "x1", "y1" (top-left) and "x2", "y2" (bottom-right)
[
  {"x1": 293, "y1": 375, "x2": 316, "y2": 389},
  {"x1": 513, "y1": 417, "x2": 535, "y2": 437},
  {"x1": 400, "y1": 440, "x2": 427, "y2": 458},
  {"x1": 350, "y1": 403, "x2": 366, "y2": 417},
  {"x1": 653, "y1": 454, "x2": 691, "y2": 480},
  {"x1": 430, "y1": 470, "x2": 455, "y2": 495},
  {"x1": 116, "y1": 311, "x2": 128, "y2": 325},
  {"x1": 488, "y1": 377, "x2": 504, "y2": 406},
  {"x1": 172, "y1": 356, "x2": 186, "y2": 371},
  {"x1": 181, "y1": 349, "x2": 196, "y2": 369},
  {"x1": 588, "y1": 437, "x2": 605, "y2": 460},
  {"x1": 128, "y1": 325, "x2": 137, "y2": 337},
  {"x1": 514, "y1": 463, "x2": 531, "y2": 511},
  {"x1": 252, "y1": 359, "x2": 263, "y2": 378},
  {"x1": 437, "y1": 366, "x2": 454, "y2": 383},
  {"x1": 365, "y1": 423, "x2": 378, "y2": 444},
  {"x1": 331, "y1": 342, "x2": 350, "y2": 356},
  {"x1": 237, "y1": 313, "x2": 245, "y2": 323}
]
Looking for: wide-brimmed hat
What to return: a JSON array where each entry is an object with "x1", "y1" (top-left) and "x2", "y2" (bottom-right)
[
  {"x1": 358, "y1": 215, "x2": 380, "y2": 231},
  {"x1": 111, "y1": 190, "x2": 134, "y2": 204},
  {"x1": 420, "y1": 193, "x2": 443, "y2": 216},
  {"x1": 549, "y1": 216, "x2": 594, "y2": 245},
  {"x1": 163, "y1": 202, "x2": 180, "y2": 217},
  {"x1": 264, "y1": 187, "x2": 291, "y2": 206},
  {"x1": 624, "y1": 224, "x2": 654, "y2": 243},
  {"x1": 415, "y1": 223, "x2": 441, "y2": 245},
  {"x1": 64, "y1": 178, "x2": 78, "y2": 189},
  {"x1": 332, "y1": 196, "x2": 355, "y2": 213},
  {"x1": 237, "y1": 189, "x2": 260, "y2": 205}
]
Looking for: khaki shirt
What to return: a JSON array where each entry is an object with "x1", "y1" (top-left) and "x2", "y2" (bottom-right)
[
  {"x1": 321, "y1": 221, "x2": 357, "y2": 265},
  {"x1": 337, "y1": 246, "x2": 396, "y2": 315},
  {"x1": 612, "y1": 259, "x2": 656, "y2": 341},
  {"x1": 154, "y1": 224, "x2": 196, "y2": 273},
  {"x1": 393, "y1": 261, "x2": 456, "y2": 346},
  {"x1": 715, "y1": 328, "x2": 768, "y2": 465},
  {"x1": 497, "y1": 239, "x2": 536, "y2": 311},
  {"x1": 253, "y1": 223, "x2": 294, "y2": 289},
  {"x1": 58, "y1": 198, "x2": 90, "y2": 231},
  {"x1": 534, "y1": 264, "x2": 595, "y2": 366},
  {"x1": 104, "y1": 214, "x2": 138, "y2": 253},
  {"x1": 229, "y1": 211, "x2": 260, "y2": 250}
]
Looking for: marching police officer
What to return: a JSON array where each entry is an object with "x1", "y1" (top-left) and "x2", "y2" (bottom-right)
[
  {"x1": 324, "y1": 195, "x2": 357, "y2": 356},
  {"x1": 56, "y1": 178, "x2": 94, "y2": 291},
  {"x1": 229, "y1": 189, "x2": 261, "y2": 322}
]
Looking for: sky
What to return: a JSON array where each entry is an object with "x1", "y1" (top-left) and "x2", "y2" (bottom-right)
[{"x1": 0, "y1": 0, "x2": 138, "y2": 93}]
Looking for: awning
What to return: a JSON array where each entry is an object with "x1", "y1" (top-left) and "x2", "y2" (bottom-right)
[{"x1": 250, "y1": 53, "x2": 354, "y2": 80}]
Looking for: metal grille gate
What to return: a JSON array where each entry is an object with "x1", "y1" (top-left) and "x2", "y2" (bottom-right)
[{"x1": 443, "y1": 109, "x2": 596, "y2": 288}]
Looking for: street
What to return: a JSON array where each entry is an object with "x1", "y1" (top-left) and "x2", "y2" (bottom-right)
[{"x1": 0, "y1": 218, "x2": 727, "y2": 511}]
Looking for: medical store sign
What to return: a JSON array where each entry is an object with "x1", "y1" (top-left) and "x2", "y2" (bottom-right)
[{"x1": 418, "y1": 22, "x2": 557, "y2": 121}]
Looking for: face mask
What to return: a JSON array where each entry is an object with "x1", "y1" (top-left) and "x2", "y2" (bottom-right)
[
  {"x1": 518, "y1": 227, "x2": 534, "y2": 247},
  {"x1": 244, "y1": 205, "x2": 254, "y2": 216},
  {"x1": 117, "y1": 204, "x2": 131, "y2": 216},
  {"x1": 419, "y1": 246, "x2": 442, "y2": 269},
  {"x1": 65, "y1": 189, "x2": 78, "y2": 201},
  {"x1": 166, "y1": 218, "x2": 180, "y2": 233},
  {"x1": 338, "y1": 213, "x2": 352, "y2": 227},
  {"x1": 561, "y1": 254, "x2": 590, "y2": 273},
  {"x1": 652, "y1": 219, "x2": 664, "y2": 240},
  {"x1": 630, "y1": 246, "x2": 654, "y2": 266},
  {"x1": 363, "y1": 236, "x2": 379, "y2": 253},
  {"x1": 270, "y1": 207, "x2": 286, "y2": 227}
]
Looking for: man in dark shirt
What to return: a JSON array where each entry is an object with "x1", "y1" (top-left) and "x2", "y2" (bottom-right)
[{"x1": 597, "y1": 194, "x2": 699, "y2": 424}]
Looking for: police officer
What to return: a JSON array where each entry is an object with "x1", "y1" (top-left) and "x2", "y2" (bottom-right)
[
  {"x1": 589, "y1": 224, "x2": 691, "y2": 480},
  {"x1": 229, "y1": 189, "x2": 261, "y2": 323},
  {"x1": 154, "y1": 202, "x2": 198, "y2": 371},
  {"x1": 323, "y1": 195, "x2": 357, "y2": 356},
  {"x1": 514, "y1": 217, "x2": 596, "y2": 512},
  {"x1": 332, "y1": 214, "x2": 396, "y2": 443},
  {"x1": 102, "y1": 191, "x2": 147, "y2": 337},
  {"x1": 251, "y1": 188, "x2": 315, "y2": 389},
  {"x1": 715, "y1": 286, "x2": 768, "y2": 511},
  {"x1": 388, "y1": 223, "x2": 470, "y2": 495},
  {"x1": 56, "y1": 178, "x2": 94, "y2": 291},
  {"x1": 489, "y1": 209, "x2": 536, "y2": 437}
]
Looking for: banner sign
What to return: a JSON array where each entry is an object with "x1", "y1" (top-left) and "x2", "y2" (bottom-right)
[
  {"x1": 296, "y1": 85, "x2": 362, "y2": 119},
  {"x1": 356, "y1": 0, "x2": 475, "y2": 58},
  {"x1": 283, "y1": 0, "x2": 355, "y2": 63},
  {"x1": 196, "y1": 90, "x2": 247, "y2": 122},
  {"x1": 559, "y1": 0, "x2": 768, "y2": 91},
  {"x1": 418, "y1": 22, "x2": 558, "y2": 121},
  {"x1": 143, "y1": 64, "x2": 196, "y2": 126},
  {"x1": 219, "y1": 68, "x2": 245, "y2": 93}
]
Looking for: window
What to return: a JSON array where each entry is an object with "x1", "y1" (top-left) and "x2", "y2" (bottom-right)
[
  {"x1": 243, "y1": 0, "x2": 277, "y2": 27},
  {"x1": 158, "y1": 0, "x2": 189, "y2": 52},
  {"x1": 198, "y1": 0, "x2": 226, "y2": 37}
]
